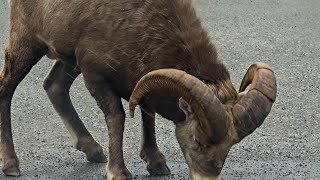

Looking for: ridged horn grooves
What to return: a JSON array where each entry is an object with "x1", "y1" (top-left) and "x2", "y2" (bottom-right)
[
  {"x1": 233, "y1": 63, "x2": 277, "y2": 140},
  {"x1": 129, "y1": 69, "x2": 227, "y2": 143}
]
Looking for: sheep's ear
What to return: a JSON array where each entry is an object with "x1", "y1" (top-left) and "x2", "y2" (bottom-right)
[{"x1": 179, "y1": 98, "x2": 194, "y2": 118}]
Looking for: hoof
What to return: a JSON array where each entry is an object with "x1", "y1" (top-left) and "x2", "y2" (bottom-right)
[
  {"x1": 147, "y1": 163, "x2": 171, "y2": 176},
  {"x1": 87, "y1": 150, "x2": 107, "y2": 163},
  {"x1": 77, "y1": 138, "x2": 107, "y2": 163},
  {"x1": 106, "y1": 168, "x2": 133, "y2": 180},
  {"x1": 2, "y1": 159, "x2": 20, "y2": 177}
]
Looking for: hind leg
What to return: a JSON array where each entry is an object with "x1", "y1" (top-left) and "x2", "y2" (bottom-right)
[
  {"x1": 0, "y1": 35, "x2": 47, "y2": 176},
  {"x1": 43, "y1": 61, "x2": 106, "y2": 163}
]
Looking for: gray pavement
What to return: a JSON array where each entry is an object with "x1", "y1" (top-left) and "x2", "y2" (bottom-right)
[{"x1": 0, "y1": 0, "x2": 319, "y2": 179}]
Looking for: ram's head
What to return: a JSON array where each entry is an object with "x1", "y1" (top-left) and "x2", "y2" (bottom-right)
[{"x1": 129, "y1": 63, "x2": 277, "y2": 179}]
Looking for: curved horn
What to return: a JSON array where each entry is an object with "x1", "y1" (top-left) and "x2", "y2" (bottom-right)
[
  {"x1": 129, "y1": 69, "x2": 227, "y2": 143},
  {"x1": 233, "y1": 62, "x2": 277, "y2": 140}
]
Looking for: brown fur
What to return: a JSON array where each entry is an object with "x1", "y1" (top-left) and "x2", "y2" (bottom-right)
[{"x1": 1, "y1": 0, "x2": 238, "y2": 179}]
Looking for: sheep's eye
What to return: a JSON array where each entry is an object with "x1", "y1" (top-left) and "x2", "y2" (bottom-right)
[
  {"x1": 194, "y1": 137, "x2": 201, "y2": 145},
  {"x1": 193, "y1": 136, "x2": 202, "y2": 147},
  {"x1": 193, "y1": 136, "x2": 208, "y2": 151}
]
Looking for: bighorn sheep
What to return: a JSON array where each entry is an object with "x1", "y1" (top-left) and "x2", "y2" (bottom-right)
[{"x1": 0, "y1": 0, "x2": 277, "y2": 179}]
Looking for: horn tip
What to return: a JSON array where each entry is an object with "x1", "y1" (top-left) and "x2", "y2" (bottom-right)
[
  {"x1": 255, "y1": 62, "x2": 274, "y2": 73},
  {"x1": 130, "y1": 110, "x2": 134, "y2": 118},
  {"x1": 129, "y1": 103, "x2": 135, "y2": 118}
]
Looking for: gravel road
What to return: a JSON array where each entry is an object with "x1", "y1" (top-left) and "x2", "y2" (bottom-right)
[{"x1": 0, "y1": 0, "x2": 319, "y2": 179}]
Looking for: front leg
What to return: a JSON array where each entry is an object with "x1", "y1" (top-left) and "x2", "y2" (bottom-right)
[
  {"x1": 140, "y1": 106, "x2": 171, "y2": 176},
  {"x1": 83, "y1": 78, "x2": 132, "y2": 180}
]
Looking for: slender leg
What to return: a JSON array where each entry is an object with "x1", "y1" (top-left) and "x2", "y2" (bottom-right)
[
  {"x1": 140, "y1": 106, "x2": 171, "y2": 175},
  {"x1": 0, "y1": 36, "x2": 47, "y2": 176},
  {"x1": 83, "y1": 78, "x2": 132, "y2": 180},
  {"x1": 43, "y1": 61, "x2": 107, "y2": 163}
]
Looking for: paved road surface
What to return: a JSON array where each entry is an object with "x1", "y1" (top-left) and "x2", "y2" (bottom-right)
[{"x1": 0, "y1": 0, "x2": 319, "y2": 179}]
